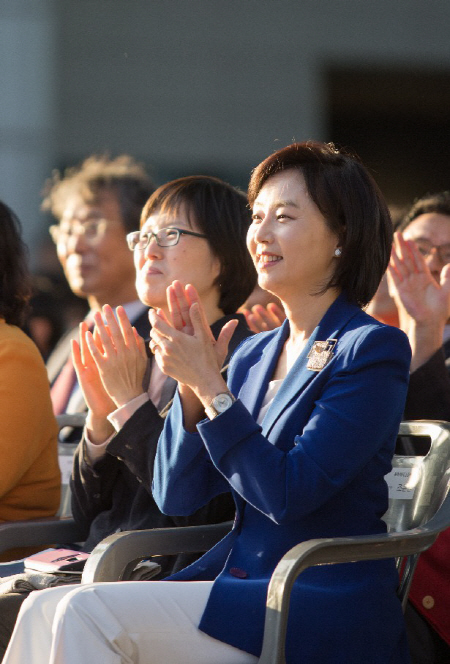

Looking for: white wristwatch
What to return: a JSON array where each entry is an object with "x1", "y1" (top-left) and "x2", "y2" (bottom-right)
[{"x1": 205, "y1": 392, "x2": 236, "y2": 419}]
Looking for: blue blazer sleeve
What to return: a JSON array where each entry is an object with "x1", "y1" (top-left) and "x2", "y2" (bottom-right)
[
  {"x1": 153, "y1": 322, "x2": 411, "y2": 523},
  {"x1": 152, "y1": 390, "x2": 231, "y2": 515},
  {"x1": 199, "y1": 325, "x2": 410, "y2": 524}
]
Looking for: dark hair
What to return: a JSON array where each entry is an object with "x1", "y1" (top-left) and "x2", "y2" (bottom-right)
[
  {"x1": 399, "y1": 191, "x2": 450, "y2": 231},
  {"x1": 42, "y1": 154, "x2": 155, "y2": 233},
  {"x1": 248, "y1": 141, "x2": 393, "y2": 308},
  {"x1": 141, "y1": 176, "x2": 257, "y2": 314},
  {"x1": 0, "y1": 201, "x2": 32, "y2": 326}
]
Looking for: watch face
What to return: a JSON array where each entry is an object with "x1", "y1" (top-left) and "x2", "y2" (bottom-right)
[{"x1": 213, "y1": 393, "x2": 233, "y2": 412}]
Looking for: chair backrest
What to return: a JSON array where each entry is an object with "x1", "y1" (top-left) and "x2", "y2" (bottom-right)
[
  {"x1": 383, "y1": 420, "x2": 450, "y2": 533},
  {"x1": 56, "y1": 413, "x2": 86, "y2": 517},
  {"x1": 382, "y1": 420, "x2": 450, "y2": 606}
]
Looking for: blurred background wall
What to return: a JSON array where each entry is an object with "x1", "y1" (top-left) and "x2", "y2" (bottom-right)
[{"x1": 1, "y1": 0, "x2": 450, "y2": 269}]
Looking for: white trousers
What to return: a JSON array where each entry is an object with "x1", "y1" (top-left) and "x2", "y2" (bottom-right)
[{"x1": 3, "y1": 580, "x2": 259, "y2": 664}]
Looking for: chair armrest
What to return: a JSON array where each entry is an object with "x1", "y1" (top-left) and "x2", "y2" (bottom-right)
[
  {"x1": 258, "y1": 528, "x2": 439, "y2": 664},
  {"x1": 257, "y1": 466, "x2": 450, "y2": 664},
  {"x1": 56, "y1": 413, "x2": 87, "y2": 429},
  {"x1": 0, "y1": 517, "x2": 84, "y2": 556},
  {"x1": 82, "y1": 521, "x2": 233, "y2": 583}
]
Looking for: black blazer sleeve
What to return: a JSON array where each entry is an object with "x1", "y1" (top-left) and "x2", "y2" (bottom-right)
[
  {"x1": 70, "y1": 440, "x2": 123, "y2": 541},
  {"x1": 404, "y1": 347, "x2": 450, "y2": 421}
]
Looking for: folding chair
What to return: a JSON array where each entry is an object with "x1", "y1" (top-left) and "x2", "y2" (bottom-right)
[{"x1": 80, "y1": 421, "x2": 450, "y2": 664}]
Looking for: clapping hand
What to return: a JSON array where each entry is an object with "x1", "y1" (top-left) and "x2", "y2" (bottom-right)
[
  {"x1": 149, "y1": 281, "x2": 237, "y2": 389},
  {"x1": 387, "y1": 231, "x2": 450, "y2": 370},
  {"x1": 81, "y1": 305, "x2": 148, "y2": 409},
  {"x1": 241, "y1": 302, "x2": 286, "y2": 333},
  {"x1": 72, "y1": 319, "x2": 118, "y2": 419},
  {"x1": 387, "y1": 232, "x2": 450, "y2": 329}
]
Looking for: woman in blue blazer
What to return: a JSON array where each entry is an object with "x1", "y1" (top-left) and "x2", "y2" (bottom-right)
[
  {"x1": 3, "y1": 142, "x2": 411, "y2": 664},
  {"x1": 150, "y1": 141, "x2": 412, "y2": 663}
]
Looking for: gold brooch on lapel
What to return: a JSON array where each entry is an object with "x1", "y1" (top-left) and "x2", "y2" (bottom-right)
[{"x1": 307, "y1": 339, "x2": 337, "y2": 372}]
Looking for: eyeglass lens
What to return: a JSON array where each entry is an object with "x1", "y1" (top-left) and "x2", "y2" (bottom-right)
[
  {"x1": 415, "y1": 241, "x2": 450, "y2": 264},
  {"x1": 51, "y1": 219, "x2": 107, "y2": 242},
  {"x1": 129, "y1": 228, "x2": 181, "y2": 249}
]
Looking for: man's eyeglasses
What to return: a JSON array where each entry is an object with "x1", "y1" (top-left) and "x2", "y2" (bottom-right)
[
  {"x1": 126, "y1": 227, "x2": 207, "y2": 251},
  {"x1": 414, "y1": 240, "x2": 450, "y2": 265},
  {"x1": 49, "y1": 219, "x2": 109, "y2": 245}
]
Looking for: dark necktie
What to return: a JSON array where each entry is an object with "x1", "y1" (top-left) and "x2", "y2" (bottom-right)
[
  {"x1": 50, "y1": 356, "x2": 78, "y2": 416},
  {"x1": 50, "y1": 320, "x2": 94, "y2": 415}
]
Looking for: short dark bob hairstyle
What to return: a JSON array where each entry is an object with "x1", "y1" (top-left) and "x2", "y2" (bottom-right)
[
  {"x1": 0, "y1": 201, "x2": 32, "y2": 326},
  {"x1": 140, "y1": 175, "x2": 257, "y2": 315},
  {"x1": 399, "y1": 190, "x2": 450, "y2": 232},
  {"x1": 248, "y1": 141, "x2": 393, "y2": 308}
]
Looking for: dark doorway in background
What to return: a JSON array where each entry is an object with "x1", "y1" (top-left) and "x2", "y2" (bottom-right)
[{"x1": 326, "y1": 66, "x2": 450, "y2": 211}]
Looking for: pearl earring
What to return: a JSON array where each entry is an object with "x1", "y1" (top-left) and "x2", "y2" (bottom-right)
[{"x1": 334, "y1": 248, "x2": 342, "y2": 257}]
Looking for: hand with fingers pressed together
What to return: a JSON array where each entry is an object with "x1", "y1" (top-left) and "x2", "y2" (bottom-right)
[
  {"x1": 71, "y1": 321, "x2": 116, "y2": 443},
  {"x1": 388, "y1": 231, "x2": 450, "y2": 325},
  {"x1": 72, "y1": 305, "x2": 147, "y2": 442},
  {"x1": 86, "y1": 304, "x2": 147, "y2": 406},
  {"x1": 387, "y1": 231, "x2": 450, "y2": 370},
  {"x1": 149, "y1": 281, "x2": 238, "y2": 429},
  {"x1": 72, "y1": 322, "x2": 115, "y2": 413}
]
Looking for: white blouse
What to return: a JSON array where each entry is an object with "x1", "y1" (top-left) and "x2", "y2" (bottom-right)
[{"x1": 256, "y1": 378, "x2": 284, "y2": 426}]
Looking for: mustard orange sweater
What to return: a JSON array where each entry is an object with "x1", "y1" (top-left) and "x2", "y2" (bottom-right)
[{"x1": 0, "y1": 320, "x2": 60, "y2": 526}]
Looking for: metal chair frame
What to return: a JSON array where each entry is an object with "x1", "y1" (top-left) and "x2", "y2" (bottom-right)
[{"x1": 80, "y1": 421, "x2": 450, "y2": 664}]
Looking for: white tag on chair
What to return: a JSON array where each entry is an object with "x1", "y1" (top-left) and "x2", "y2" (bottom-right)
[{"x1": 385, "y1": 467, "x2": 418, "y2": 500}]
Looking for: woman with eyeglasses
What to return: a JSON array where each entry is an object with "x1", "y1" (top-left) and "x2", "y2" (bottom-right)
[
  {"x1": 61, "y1": 173, "x2": 255, "y2": 570},
  {"x1": 3, "y1": 145, "x2": 411, "y2": 664},
  {"x1": 68, "y1": 173, "x2": 255, "y2": 455},
  {"x1": 1, "y1": 175, "x2": 257, "y2": 664}
]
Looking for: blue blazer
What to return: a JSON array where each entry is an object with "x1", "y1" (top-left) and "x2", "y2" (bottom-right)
[{"x1": 153, "y1": 294, "x2": 412, "y2": 663}]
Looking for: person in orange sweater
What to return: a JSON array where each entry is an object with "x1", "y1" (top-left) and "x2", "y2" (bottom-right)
[{"x1": 0, "y1": 201, "x2": 60, "y2": 559}]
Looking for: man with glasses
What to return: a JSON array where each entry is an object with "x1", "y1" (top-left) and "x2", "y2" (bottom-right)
[
  {"x1": 388, "y1": 191, "x2": 450, "y2": 664},
  {"x1": 0, "y1": 173, "x2": 253, "y2": 660},
  {"x1": 43, "y1": 155, "x2": 155, "y2": 436},
  {"x1": 0, "y1": 155, "x2": 157, "y2": 659},
  {"x1": 389, "y1": 191, "x2": 450, "y2": 403}
]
